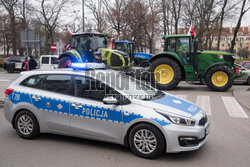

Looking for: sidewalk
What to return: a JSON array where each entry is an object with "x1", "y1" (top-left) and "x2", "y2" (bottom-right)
[
  {"x1": 0, "y1": 82, "x2": 9, "y2": 107},
  {"x1": 233, "y1": 87, "x2": 250, "y2": 110}
]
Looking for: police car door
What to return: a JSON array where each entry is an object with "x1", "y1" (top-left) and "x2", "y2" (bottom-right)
[
  {"x1": 69, "y1": 75, "x2": 123, "y2": 143},
  {"x1": 29, "y1": 74, "x2": 72, "y2": 132}
]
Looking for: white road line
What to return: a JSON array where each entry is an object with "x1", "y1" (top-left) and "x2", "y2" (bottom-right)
[
  {"x1": 222, "y1": 96, "x2": 249, "y2": 118},
  {"x1": 196, "y1": 96, "x2": 211, "y2": 115},
  {"x1": 175, "y1": 94, "x2": 187, "y2": 99},
  {"x1": 0, "y1": 79, "x2": 10, "y2": 82}
]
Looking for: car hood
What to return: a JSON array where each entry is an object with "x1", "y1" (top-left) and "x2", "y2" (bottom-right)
[{"x1": 139, "y1": 93, "x2": 201, "y2": 118}]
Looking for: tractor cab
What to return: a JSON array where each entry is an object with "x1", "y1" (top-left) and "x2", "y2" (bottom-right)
[
  {"x1": 164, "y1": 34, "x2": 196, "y2": 65},
  {"x1": 114, "y1": 41, "x2": 135, "y2": 62},
  {"x1": 58, "y1": 32, "x2": 108, "y2": 68},
  {"x1": 71, "y1": 32, "x2": 108, "y2": 62},
  {"x1": 114, "y1": 41, "x2": 153, "y2": 66}
]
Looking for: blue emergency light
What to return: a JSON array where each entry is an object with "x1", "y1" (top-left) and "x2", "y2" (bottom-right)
[{"x1": 71, "y1": 63, "x2": 106, "y2": 70}]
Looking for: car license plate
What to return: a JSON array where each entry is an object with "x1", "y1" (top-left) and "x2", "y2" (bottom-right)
[
  {"x1": 15, "y1": 63, "x2": 22, "y2": 69},
  {"x1": 205, "y1": 123, "x2": 210, "y2": 136}
]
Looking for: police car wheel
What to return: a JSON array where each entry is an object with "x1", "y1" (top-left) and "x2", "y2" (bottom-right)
[
  {"x1": 15, "y1": 110, "x2": 40, "y2": 139},
  {"x1": 129, "y1": 123, "x2": 165, "y2": 159}
]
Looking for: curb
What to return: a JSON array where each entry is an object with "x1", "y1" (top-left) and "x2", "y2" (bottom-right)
[{"x1": 233, "y1": 88, "x2": 250, "y2": 110}]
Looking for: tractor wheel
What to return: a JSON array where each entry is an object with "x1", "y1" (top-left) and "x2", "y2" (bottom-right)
[
  {"x1": 204, "y1": 65, "x2": 233, "y2": 91},
  {"x1": 200, "y1": 77, "x2": 206, "y2": 85},
  {"x1": 58, "y1": 56, "x2": 73, "y2": 68},
  {"x1": 149, "y1": 58, "x2": 181, "y2": 90}
]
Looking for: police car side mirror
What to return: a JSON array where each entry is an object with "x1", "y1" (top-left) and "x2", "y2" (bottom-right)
[{"x1": 103, "y1": 96, "x2": 118, "y2": 105}]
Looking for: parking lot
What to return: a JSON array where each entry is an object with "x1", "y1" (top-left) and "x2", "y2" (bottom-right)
[{"x1": 0, "y1": 71, "x2": 250, "y2": 167}]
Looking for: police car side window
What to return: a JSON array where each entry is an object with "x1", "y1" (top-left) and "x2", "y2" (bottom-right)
[
  {"x1": 74, "y1": 76, "x2": 106, "y2": 101},
  {"x1": 21, "y1": 75, "x2": 44, "y2": 88},
  {"x1": 40, "y1": 74, "x2": 72, "y2": 95},
  {"x1": 74, "y1": 76, "x2": 130, "y2": 104}
]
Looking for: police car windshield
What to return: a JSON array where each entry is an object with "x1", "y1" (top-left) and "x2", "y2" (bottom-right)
[{"x1": 101, "y1": 73, "x2": 165, "y2": 100}]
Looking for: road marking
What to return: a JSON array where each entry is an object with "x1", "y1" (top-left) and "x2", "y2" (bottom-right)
[
  {"x1": 175, "y1": 94, "x2": 187, "y2": 99},
  {"x1": 0, "y1": 79, "x2": 10, "y2": 82},
  {"x1": 196, "y1": 96, "x2": 211, "y2": 115},
  {"x1": 222, "y1": 97, "x2": 249, "y2": 118}
]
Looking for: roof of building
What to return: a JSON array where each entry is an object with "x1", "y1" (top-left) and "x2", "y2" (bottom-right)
[{"x1": 177, "y1": 26, "x2": 250, "y2": 36}]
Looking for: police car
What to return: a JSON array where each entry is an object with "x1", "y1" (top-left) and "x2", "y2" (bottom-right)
[{"x1": 4, "y1": 63, "x2": 209, "y2": 159}]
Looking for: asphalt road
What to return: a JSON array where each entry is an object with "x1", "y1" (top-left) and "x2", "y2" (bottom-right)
[{"x1": 0, "y1": 71, "x2": 250, "y2": 167}]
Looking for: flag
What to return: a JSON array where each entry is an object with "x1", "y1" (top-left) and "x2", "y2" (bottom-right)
[
  {"x1": 66, "y1": 44, "x2": 71, "y2": 50},
  {"x1": 67, "y1": 26, "x2": 72, "y2": 36},
  {"x1": 187, "y1": 24, "x2": 195, "y2": 37}
]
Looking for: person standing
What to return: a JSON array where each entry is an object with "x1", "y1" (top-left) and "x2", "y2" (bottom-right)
[
  {"x1": 22, "y1": 57, "x2": 28, "y2": 71},
  {"x1": 28, "y1": 56, "x2": 37, "y2": 70}
]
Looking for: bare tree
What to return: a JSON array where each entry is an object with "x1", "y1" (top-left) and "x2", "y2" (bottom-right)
[
  {"x1": 169, "y1": 0, "x2": 182, "y2": 34},
  {"x1": 230, "y1": 0, "x2": 250, "y2": 53},
  {"x1": 36, "y1": 0, "x2": 67, "y2": 53},
  {"x1": 217, "y1": 0, "x2": 228, "y2": 50},
  {"x1": 122, "y1": 0, "x2": 147, "y2": 51},
  {"x1": 161, "y1": 0, "x2": 171, "y2": 36},
  {"x1": 0, "y1": 14, "x2": 12, "y2": 55},
  {"x1": 103, "y1": 0, "x2": 127, "y2": 38},
  {"x1": 85, "y1": 0, "x2": 107, "y2": 33},
  {"x1": 143, "y1": 0, "x2": 160, "y2": 53},
  {"x1": 216, "y1": 0, "x2": 238, "y2": 50},
  {"x1": 0, "y1": 0, "x2": 18, "y2": 56}
]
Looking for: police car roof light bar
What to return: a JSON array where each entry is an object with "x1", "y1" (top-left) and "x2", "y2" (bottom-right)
[{"x1": 71, "y1": 63, "x2": 106, "y2": 70}]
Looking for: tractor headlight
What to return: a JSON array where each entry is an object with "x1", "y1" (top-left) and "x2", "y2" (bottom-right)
[{"x1": 155, "y1": 109, "x2": 195, "y2": 126}]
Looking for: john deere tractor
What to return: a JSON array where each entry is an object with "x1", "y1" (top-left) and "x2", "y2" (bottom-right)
[{"x1": 148, "y1": 34, "x2": 235, "y2": 91}]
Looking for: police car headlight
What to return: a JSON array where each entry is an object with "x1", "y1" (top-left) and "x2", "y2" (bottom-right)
[{"x1": 155, "y1": 109, "x2": 195, "y2": 126}]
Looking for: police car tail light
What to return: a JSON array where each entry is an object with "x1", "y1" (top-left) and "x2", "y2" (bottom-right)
[{"x1": 5, "y1": 88, "x2": 14, "y2": 97}]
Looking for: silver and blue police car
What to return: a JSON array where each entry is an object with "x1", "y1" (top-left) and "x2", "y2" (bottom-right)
[{"x1": 4, "y1": 63, "x2": 209, "y2": 159}]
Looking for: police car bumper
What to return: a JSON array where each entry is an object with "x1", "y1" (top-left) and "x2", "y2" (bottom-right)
[
  {"x1": 164, "y1": 122, "x2": 210, "y2": 153},
  {"x1": 4, "y1": 98, "x2": 13, "y2": 124}
]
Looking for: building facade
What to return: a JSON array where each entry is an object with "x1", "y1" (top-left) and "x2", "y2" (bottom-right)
[{"x1": 212, "y1": 26, "x2": 250, "y2": 57}]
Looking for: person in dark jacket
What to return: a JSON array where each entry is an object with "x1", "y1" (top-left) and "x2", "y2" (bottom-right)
[{"x1": 28, "y1": 56, "x2": 37, "y2": 70}]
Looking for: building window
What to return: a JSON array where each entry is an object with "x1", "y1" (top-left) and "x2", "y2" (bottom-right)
[
  {"x1": 228, "y1": 44, "x2": 231, "y2": 47},
  {"x1": 227, "y1": 37, "x2": 231, "y2": 41},
  {"x1": 221, "y1": 38, "x2": 225, "y2": 41},
  {"x1": 215, "y1": 38, "x2": 217, "y2": 41},
  {"x1": 246, "y1": 37, "x2": 250, "y2": 41},
  {"x1": 240, "y1": 43, "x2": 243, "y2": 47},
  {"x1": 237, "y1": 32, "x2": 242, "y2": 35},
  {"x1": 222, "y1": 44, "x2": 225, "y2": 47}
]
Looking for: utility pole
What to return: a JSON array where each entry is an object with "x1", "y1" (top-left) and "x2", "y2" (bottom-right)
[{"x1": 82, "y1": 0, "x2": 85, "y2": 32}]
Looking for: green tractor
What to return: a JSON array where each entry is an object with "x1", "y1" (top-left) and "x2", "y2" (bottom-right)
[{"x1": 148, "y1": 34, "x2": 235, "y2": 91}]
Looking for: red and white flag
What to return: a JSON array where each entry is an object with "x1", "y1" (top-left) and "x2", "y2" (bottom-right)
[
  {"x1": 68, "y1": 26, "x2": 72, "y2": 36},
  {"x1": 66, "y1": 44, "x2": 71, "y2": 50},
  {"x1": 187, "y1": 24, "x2": 195, "y2": 37}
]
